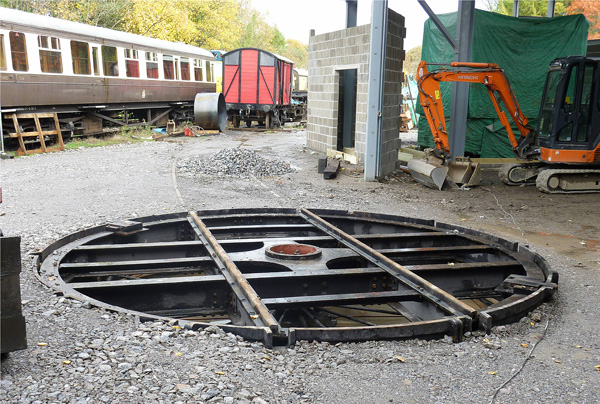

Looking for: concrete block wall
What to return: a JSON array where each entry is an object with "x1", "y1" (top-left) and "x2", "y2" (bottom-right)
[
  {"x1": 307, "y1": 24, "x2": 371, "y2": 156},
  {"x1": 307, "y1": 9, "x2": 405, "y2": 177}
]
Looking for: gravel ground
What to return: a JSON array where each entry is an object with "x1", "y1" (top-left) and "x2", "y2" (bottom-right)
[{"x1": 1, "y1": 129, "x2": 599, "y2": 404}]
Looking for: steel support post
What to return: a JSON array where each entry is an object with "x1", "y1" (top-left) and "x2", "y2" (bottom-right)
[
  {"x1": 547, "y1": 0, "x2": 556, "y2": 17},
  {"x1": 513, "y1": 0, "x2": 520, "y2": 17},
  {"x1": 449, "y1": 0, "x2": 475, "y2": 160},
  {"x1": 364, "y1": 0, "x2": 388, "y2": 181},
  {"x1": 346, "y1": 0, "x2": 357, "y2": 28},
  {"x1": 342, "y1": 0, "x2": 358, "y2": 150}
]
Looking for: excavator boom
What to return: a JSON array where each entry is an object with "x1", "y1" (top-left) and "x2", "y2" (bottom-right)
[{"x1": 416, "y1": 61, "x2": 537, "y2": 159}]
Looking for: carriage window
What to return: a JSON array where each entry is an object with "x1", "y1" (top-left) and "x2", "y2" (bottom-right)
[
  {"x1": 180, "y1": 57, "x2": 190, "y2": 81},
  {"x1": 38, "y1": 35, "x2": 62, "y2": 73},
  {"x1": 194, "y1": 59, "x2": 203, "y2": 81},
  {"x1": 71, "y1": 41, "x2": 90, "y2": 75},
  {"x1": 163, "y1": 54, "x2": 174, "y2": 80},
  {"x1": 146, "y1": 52, "x2": 158, "y2": 79},
  {"x1": 205, "y1": 61, "x2": 213, "y2": 82},
  {"x1": 124, "y1": 48, "x2": 139, "y2": 78},
  {"x1": 9, "y1": 31, "x2": 28, "y2": 72},
  {"x1": 0, "y1": 34, "x2": 6, "y2": 71},
  {"x1": 101, "y1": 46, "x2": 118, "y2": 76}
]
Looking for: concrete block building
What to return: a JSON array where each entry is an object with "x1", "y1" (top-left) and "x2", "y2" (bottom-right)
[{"x1": 306, "y1": 8, "x2": 405, "y2": 177}]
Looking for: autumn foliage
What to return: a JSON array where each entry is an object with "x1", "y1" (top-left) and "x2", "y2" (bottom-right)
[
  {"x1": 0, "y1": 0, "x2": 309, "y2": 68},
  {"x1": 567, "y1": 0, "x2": 600, "y2": 39},
  {"x1": 486, "y1": 0, "x2": 600, "y2": 40}
]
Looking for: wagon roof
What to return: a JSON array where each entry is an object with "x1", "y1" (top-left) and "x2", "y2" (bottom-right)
[
  {"x1": 223, "y1": 48, "x2": 294, "y2": 65},
  {"x1": 0, "y1": 7, "x2": 214, "y2": 59}
]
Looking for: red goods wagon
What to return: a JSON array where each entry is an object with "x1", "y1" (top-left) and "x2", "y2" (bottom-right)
[{"x1": 222, "y1": 48, "x2": 294, "y2": 128}]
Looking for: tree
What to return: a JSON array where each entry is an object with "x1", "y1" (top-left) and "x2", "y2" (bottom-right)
[
  {"x1": 0, "y1": 0, "x2": 131, "y2": 28},
  {"x1": 236, "y1": 9, "x2": 278, "y2": 51},
  {"x1": 404, "y1": 46, "x2": 422, "y2": 76},
  {"x1": 567, "y1": 0, "x2": 600, "y2": 39},
  {"x1": 484, "y1": 0, "x2": 599, "y2": 39},
  {"x1": 483, "y1": 0, "x2": 571, "y2": 16},
  {"x1": 280, "y1": 39, "x2": 308, "y2": 69},
  {"x1": 120, "y1": 0, "x2": 198, "y2": 43},
  {"x1": 1, "y1": 0, "x2": 310, "y2": 61},
  {"x1": 270, "y1": 27, "x2": 286, "y2": 54},
  {"x1": 185, "y1": 0, "x2": 242, "y2": 50}
]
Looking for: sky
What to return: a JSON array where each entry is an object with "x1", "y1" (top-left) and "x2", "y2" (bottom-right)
[{"x1": 248, "y1": 0, "x2": 490, "y2": 51}]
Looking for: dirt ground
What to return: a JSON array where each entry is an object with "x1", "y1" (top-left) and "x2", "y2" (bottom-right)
[{"x1": 1, "y1": 128, "x2": 600, "y2": 403}]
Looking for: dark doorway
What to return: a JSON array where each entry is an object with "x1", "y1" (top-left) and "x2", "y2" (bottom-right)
[{"x1": 337, "y1": 69, "x2": 357, "y2": 151}]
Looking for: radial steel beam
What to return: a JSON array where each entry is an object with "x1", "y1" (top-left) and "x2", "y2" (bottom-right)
[
  {"x1": 188, "y1": 211, "x2": 279, "y2": 333},
  {"x1": 262, "y1": 290, "x2": 421, "y2": 308},
  {"x1": 298, "y1": 209, "x2": 477, "y2": 320}
]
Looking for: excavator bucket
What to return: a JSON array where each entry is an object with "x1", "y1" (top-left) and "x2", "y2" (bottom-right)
[
  {"x1": 407, "y1": 159, "x2": 482, "y2": 190},
  {"x1": 407, "y1": 159, "x2": 449, "y2": 190},
  {"x1": 447, "y1": 161, "x2": 482, "y2": 187}
]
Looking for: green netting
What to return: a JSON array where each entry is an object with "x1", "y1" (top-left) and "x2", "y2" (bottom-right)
[{"x1": 416, "y1": 9, "x2": 589, "y2": 157}]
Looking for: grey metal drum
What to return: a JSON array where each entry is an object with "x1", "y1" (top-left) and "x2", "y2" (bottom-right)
[{"x1": 194, "y1": 93, "x2": 227, "y2": 132}]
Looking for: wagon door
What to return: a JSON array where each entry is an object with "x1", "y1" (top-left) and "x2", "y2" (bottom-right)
[
  {"x1": 258, "y1": 51, "x2": 276, "y2": 106},
  {"x1": 282, "y1": 62, "x2": 292, "y2": 106},
  {"x1": 240, "y1": 49, "x2": 259, "y2": 104},
  {"x1": 223, "y1": 50, "x2": 241, "y2": 104}
]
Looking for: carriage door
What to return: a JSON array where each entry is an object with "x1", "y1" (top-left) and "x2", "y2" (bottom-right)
[{"x1": 91, "y1": 45, "x2": 100, "y2": 76}]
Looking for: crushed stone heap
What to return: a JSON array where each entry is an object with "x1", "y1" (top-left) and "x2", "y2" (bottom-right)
[{"x1": 178, "y1": 147, "x2": 294, "y2": 178}]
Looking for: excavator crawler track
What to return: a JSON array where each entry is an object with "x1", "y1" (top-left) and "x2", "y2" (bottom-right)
[
  {"x1": 498, "y1": 162, "x2": 544, "y2": 186},
  {"x1": 536, "y1": 168, "x2": 600, "y2": 194}
]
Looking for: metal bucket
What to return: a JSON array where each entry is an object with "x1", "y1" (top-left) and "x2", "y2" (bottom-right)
[
  {"x1": 193, "y1": 93, "x2": 227, "y2": 132},
  {"x1": 1, "y1": 236, "x2": 27, "y2": 355},
  {"x1": 407, "y1": 159, "x2": 449, "y2": 190},
  {"x1": 447, "y1": 161, "x2": 482, "y2": 187}
]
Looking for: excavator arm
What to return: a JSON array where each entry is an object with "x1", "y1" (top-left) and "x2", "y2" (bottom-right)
[{"x1": 416, "y1": 61, "x2": 537, "y2": 159}]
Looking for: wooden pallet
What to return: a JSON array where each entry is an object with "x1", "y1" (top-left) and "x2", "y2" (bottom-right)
[{"x1": 7, "y1": 113, "x2": 64, "y2": 155}]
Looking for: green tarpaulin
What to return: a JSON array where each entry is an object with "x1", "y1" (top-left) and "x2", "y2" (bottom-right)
[{"x1": 417, "y1": 9, "x2": 589, "y2": 158}]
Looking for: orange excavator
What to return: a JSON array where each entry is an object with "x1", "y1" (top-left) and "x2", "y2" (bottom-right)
[{"x1": 414, "y1": 56, "x2": 600, "y2": 193}]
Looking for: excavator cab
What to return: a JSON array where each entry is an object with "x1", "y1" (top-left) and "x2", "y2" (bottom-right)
[{"x1": 537, "y1": 56, "x2": 600, "y2": 164}]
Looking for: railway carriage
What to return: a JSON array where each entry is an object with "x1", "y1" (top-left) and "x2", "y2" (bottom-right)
[{"x1": 0, "y1": 7, "x2": 217, "y2": 149}]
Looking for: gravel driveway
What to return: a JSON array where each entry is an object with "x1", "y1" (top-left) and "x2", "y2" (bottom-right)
[{"x1": 1, "y1": 129, "x2": 599, "y2": 404}]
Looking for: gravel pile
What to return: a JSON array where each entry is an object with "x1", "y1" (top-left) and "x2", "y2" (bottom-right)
[{"x1": 178, "y1": 148, "x2": 294, "y2": 178}]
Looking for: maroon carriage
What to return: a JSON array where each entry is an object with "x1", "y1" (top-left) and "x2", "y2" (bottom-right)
[{"x1": 222, "y1": 48, "x2": 294, "y2": 128}]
